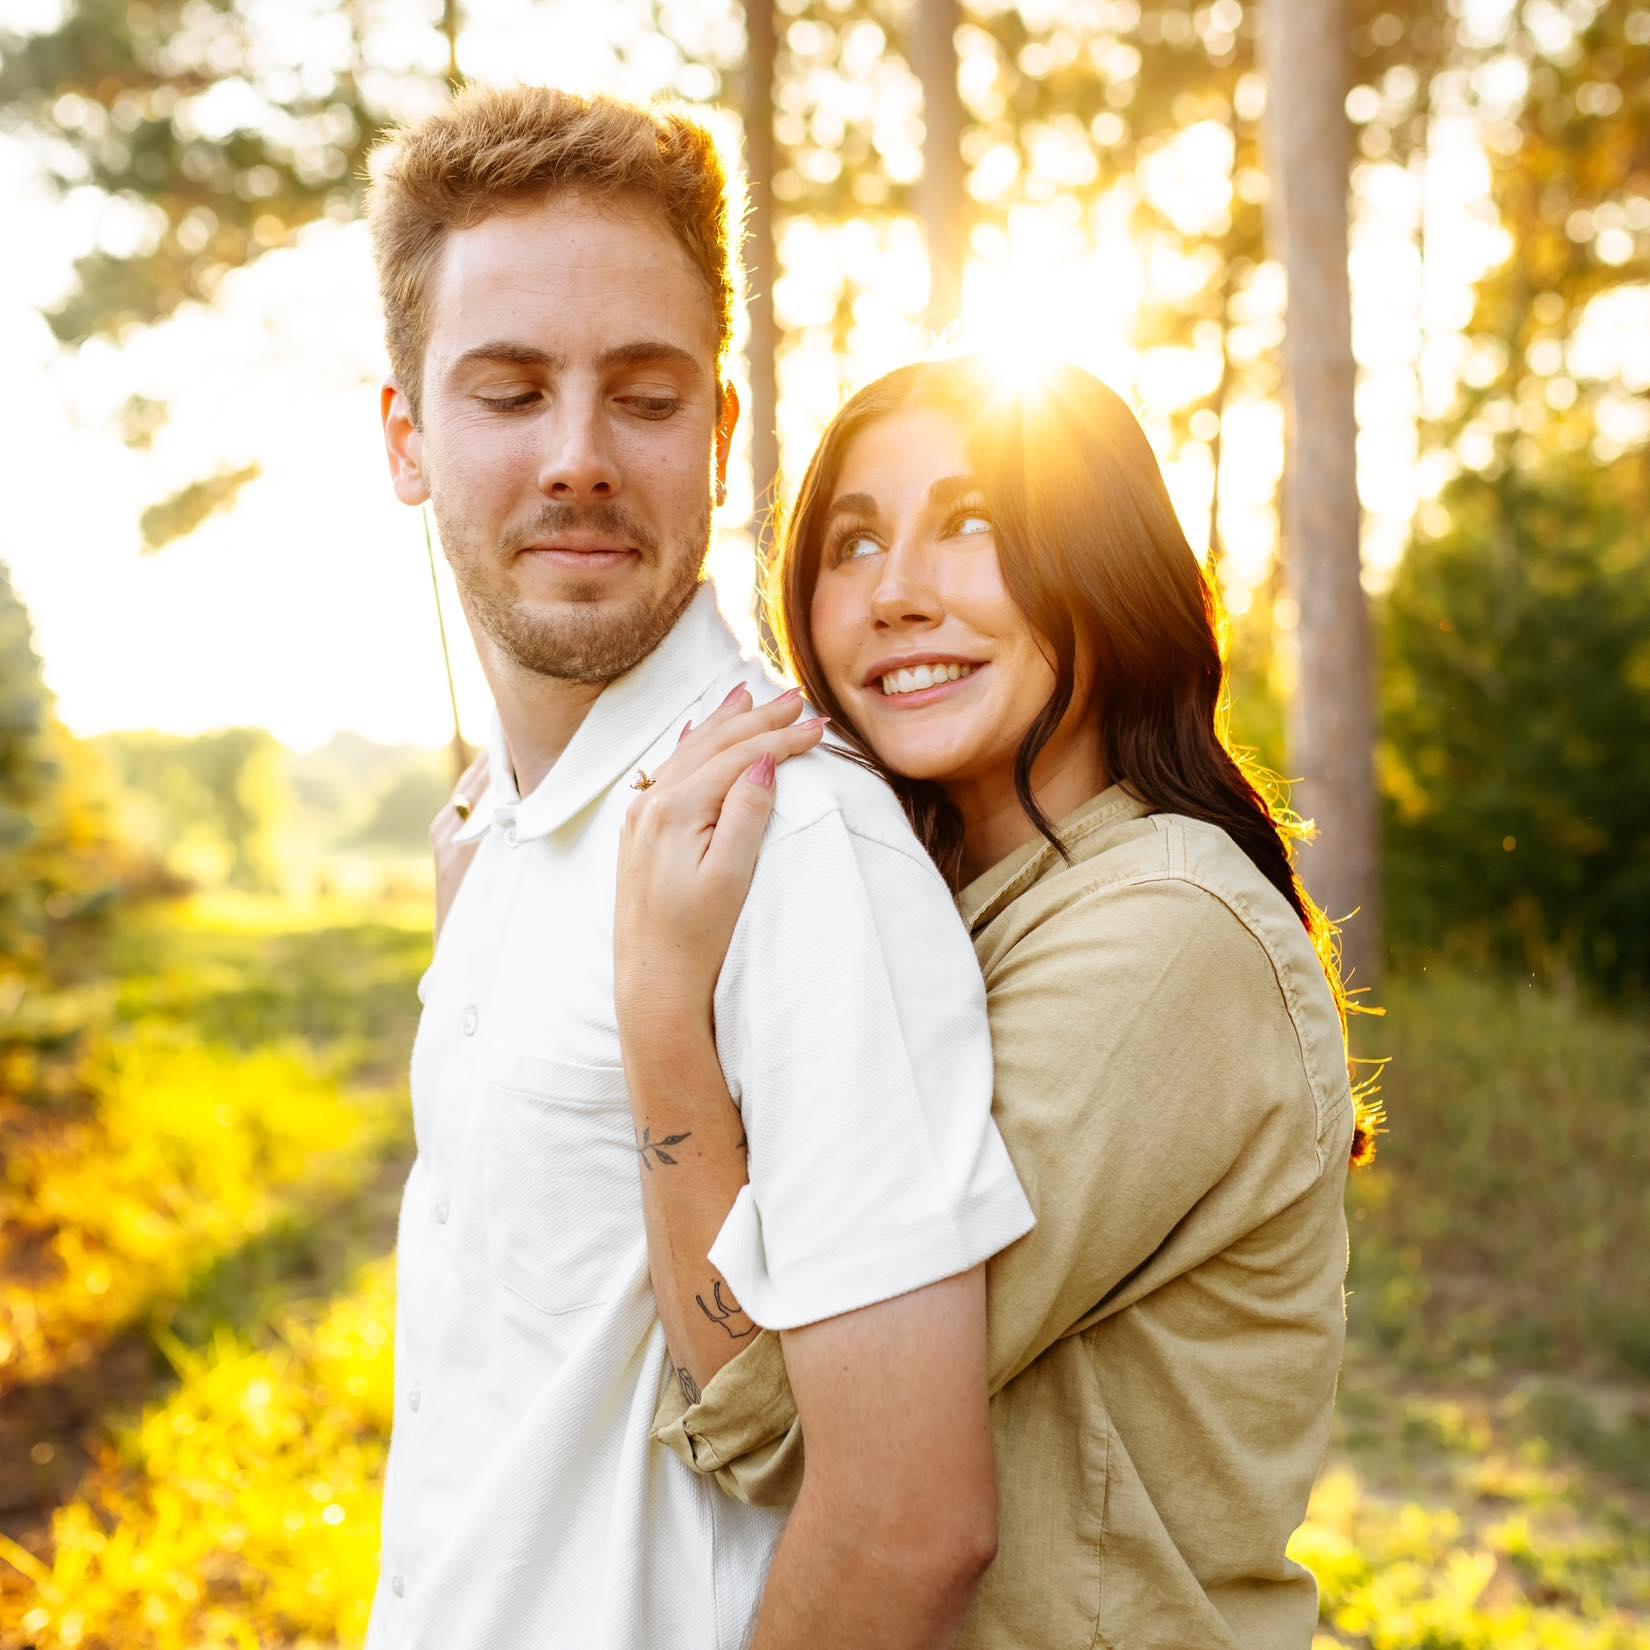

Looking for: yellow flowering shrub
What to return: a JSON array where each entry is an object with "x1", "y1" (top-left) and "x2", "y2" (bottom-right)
[
  {"x1": 0, "y1": 1034, "x2": 398, "y2": 1393},
  {"x1": 2, "y1": 1261, "x2": 396, "y2": 1650}
]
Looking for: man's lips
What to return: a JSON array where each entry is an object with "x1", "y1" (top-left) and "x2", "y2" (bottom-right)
[{"x1": 518, "y1": 542, "x2": 640, "y2": 572}]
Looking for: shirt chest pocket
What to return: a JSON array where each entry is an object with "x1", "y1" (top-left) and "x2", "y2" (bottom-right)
[{"x1": 481, "y1": 1051, "x2": 640, "y2": 1316}]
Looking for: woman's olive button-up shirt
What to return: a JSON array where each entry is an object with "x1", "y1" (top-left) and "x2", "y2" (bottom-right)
[{"x1": 654, "y1": 785, "x2": 1355, "y2": 1650}]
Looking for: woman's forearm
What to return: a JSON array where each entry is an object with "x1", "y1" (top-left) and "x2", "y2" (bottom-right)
[{"x1": 620, "y1": 1002, "x2": 757, "y2": 1403}]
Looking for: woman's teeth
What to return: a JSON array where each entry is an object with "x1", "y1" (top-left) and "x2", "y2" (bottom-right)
[{"x1": 880, "y1": 662, "x2": 976, "y2": 696}]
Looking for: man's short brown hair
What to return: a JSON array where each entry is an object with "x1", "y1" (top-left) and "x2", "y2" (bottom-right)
[{"x1": 366, "y1": 84, "x2": 736, "y2": 422}]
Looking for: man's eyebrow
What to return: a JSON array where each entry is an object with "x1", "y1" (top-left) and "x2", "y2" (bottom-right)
[
  {"x1": 595, "y1": 340, "x2": 707, "y2": 376},
  {"x1": 446, "y1": 339, "x2": 706, "y2": 380},
  {"x1": 448, "y1": 341, "x2": 564, "y2": 377}
]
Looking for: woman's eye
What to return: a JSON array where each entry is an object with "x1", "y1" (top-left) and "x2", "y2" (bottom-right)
[
  {"x1": 953, "y1": 511, "x2": 993, "y2": 537},
  {"x1": 838, "y1": 532, "x2": 882, "y2": 562}
]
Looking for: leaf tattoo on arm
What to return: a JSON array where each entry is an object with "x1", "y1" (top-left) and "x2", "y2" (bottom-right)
[
  {"x1": 677, "y1": 1364, "x2": 702, "y2": 1405},
  {"x1": 696, "y1": 1279, "x2": 757, "y2": 1340},
  {"x1": 636, "y1": 1124, "x2": 692, "y2": 1171}
]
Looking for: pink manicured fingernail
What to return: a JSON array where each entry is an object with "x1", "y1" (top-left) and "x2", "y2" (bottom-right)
[
  {"x1": 678, "y1": 719, "x2": 693, "y2": 743},
  {"x1": 746, "y1": 753, "x2": 776, "y2": 789},
  {"x1": 774, "y1": 686, "x2": 803, "y2": 704},
  {"x1": 799, "y1": 715, "x2": 831, "y2": 730},
  {"x1": 720, "y1": 683, "x2": 751, "y2": 709}
]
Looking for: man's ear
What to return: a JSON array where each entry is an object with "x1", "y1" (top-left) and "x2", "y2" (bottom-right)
[
  {"x1": 382, "y1": 381, "x2": 430, "y2": 506},
  {"x1": 714, "y1": 380, "x2": 740, "y2": 508}
]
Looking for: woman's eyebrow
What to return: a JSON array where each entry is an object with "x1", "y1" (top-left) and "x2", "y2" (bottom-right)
[
  {"x1": 927, "y1": 474, "x2": 982, "y2": 511},
  {"x1": 825, "y1": 490, "x2": 878, "y2": 522}
]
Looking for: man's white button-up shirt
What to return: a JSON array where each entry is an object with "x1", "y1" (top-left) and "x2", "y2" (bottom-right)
[{"x1": 367, "y1": 583, "x2": 1034, "y2": 1650}]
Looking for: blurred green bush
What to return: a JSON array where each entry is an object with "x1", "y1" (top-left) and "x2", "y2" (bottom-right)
[{"x1": 1380, "y1": 456, "x2": 1650, "y2": 995}]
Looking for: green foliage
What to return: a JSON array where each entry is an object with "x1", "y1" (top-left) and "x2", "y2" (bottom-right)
[
  {"x1": 0, "y1": 0, "x2": 388, "y2": 344},
  {"x1": 1294, "y1": 1439, "x2": 1650, "y2": 1648},
  {"x1": 139, "y1": 464, "x2": 261, "y2": 554},
  {"x1": 0, "y1": 902, "x2": 423, "y2": 1400},
  {"x1": 83, "y1": 729, "x2": 454, "y2": 903},
  {"x1": 7, "y1": 1260, "x2": 398, "y2": 1650},
  {"x1": 1379, "y1": 458, "x2": 1650, "y2": 991},
  {"x1": 1346, "y1": 967, "x2": 1650, "y2": 1381},
  {"x1": 0, "y1": 563, "x2": 121, "y2": 986},
  {"x1": 96, "y1": 729, "x2": 290, "y2": 892},
  {"x1": 0, "y1": 562, "x2": 61, "y2": 953},
  {"x1": 1460, "y1": 1, "x2": 1650, "y2": 460},
  {"x1": 347, "y1": 761, "x2": 450, "y2": 853}
]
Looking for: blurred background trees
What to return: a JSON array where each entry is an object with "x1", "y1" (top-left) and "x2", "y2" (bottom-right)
[
  {"x1": 2, "y1": 5, "x2": 1649, "y2": 1646},
  {"x1": 0, "y1": 563, "x2": 120, "y2": 993},
  {"x1": 4, "y1": 0, "x2": 1642, "y2": 994},
  {"x1": 1382, "y1": 453, "x2": 1650, "y2": 992}
]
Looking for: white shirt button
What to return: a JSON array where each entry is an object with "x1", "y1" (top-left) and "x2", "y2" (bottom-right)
[
  {"x1": 460, "y1": 1005, "x2": 478, "y2": 1036},
  {"x1": 433, "y1": 1195, "x2": 450, "y2": 1225},
  {"x1": 392, "y1": 1573, "x2": 405, "y2": 1598},
  {"x1": 505, "y1": 825, "x2": 520, "y2": 847},
  {"x1": 409, "y1": 1383, "x2": 421, "y2": 1412}
]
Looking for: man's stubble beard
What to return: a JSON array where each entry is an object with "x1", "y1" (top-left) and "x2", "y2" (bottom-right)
[{"x1": 433, "y1": 495, "x2": 711, "y2": 686}]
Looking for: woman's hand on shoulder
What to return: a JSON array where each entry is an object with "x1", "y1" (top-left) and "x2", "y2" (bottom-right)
[
  {"x1": 617, "y1": 684, "x2": 827, "y2": 1030},
  {"x1": 432, "y1": 750, "x2": 489, "y2": 942}
]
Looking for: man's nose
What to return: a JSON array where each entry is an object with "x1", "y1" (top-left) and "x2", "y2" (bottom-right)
[
  {"x1": 868, "y1": 541, "x2": 943, "y2": 629},
  {"x1": 536, "y1": 395, "x2": 620, "y2": 500}
]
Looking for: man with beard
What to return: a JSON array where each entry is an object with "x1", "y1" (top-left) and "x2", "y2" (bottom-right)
[{"x1": 364, "y1": 85, "x2": 1033, "y2": 1650}]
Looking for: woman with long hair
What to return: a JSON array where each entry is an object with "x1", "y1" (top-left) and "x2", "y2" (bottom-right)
[{"x1": 445, "y1": 356, "x2": 1373, "y2": 1648}]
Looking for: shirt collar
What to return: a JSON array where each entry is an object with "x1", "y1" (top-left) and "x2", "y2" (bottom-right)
[
  {"x1": 955, "y1": 783, "x2": 1153, "y2": 934},
  {"x1": 453, "y1": 581, "x2": 744, "y2": 846}
]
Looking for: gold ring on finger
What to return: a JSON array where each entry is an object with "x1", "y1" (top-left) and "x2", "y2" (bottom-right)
[
  {"x1": 452, "y1": 795, "x2": 473, "y2": 821},
  {"x1": 631, "y1": 769, "x2": 655, "y2": 791}
]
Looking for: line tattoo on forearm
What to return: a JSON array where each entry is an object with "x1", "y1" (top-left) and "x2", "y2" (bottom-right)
[
  {"x1": 677, "y1": 1364, "x2": 701, "y2": 1405},
  {"x1": 696, "y1": 1279, "x2": 757, "y2": 1340},
  {"x1": 636, "y1": 1124, "x2": 691, "y2": 1170}
]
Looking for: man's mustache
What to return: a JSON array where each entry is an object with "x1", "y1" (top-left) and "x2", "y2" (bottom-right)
[{"x1": 502, "y1": 502, "x2": 660, "y2": 559}]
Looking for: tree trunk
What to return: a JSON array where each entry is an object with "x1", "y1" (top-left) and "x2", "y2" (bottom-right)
[
  {"x1": 1206, "y1": 253, "x2": 1237, "y2": 592},
  {"x1": 910, "y1": 0, "x2": 966, "y2": 332},
  {"x1": 441, "y1": 0, "x2": 461, "y2": 84},
  {"x1": 743, "y1": 0, "x2": 781, "y2": 656},
  {"x1": 1259, "y1": 0, "x2": 1384, "y2": 989}
]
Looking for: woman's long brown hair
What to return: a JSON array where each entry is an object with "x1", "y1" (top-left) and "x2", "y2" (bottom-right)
[{"x1": 767, "y1": 356, "x2": 1378, "y2": 1166}]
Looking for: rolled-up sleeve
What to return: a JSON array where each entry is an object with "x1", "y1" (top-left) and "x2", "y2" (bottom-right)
[{"x1": 705, "y1": 812, "x2": 1033, "y2": 1331}]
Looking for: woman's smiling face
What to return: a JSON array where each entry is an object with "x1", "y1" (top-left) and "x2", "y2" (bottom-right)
[{"x1": 808, "y1": 405, "x2": 1072, "y2": 789}]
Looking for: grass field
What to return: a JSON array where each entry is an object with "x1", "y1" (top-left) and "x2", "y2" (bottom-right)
[{"x1": 1, "y1": 899, "x2": 1646, "y2": 1648}]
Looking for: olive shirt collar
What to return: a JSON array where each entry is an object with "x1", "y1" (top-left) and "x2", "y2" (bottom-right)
[{"x1": 956, "y1": 783, "x2": 1153, "y2": 935}]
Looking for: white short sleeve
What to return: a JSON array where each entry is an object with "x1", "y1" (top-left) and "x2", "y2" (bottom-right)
[{"x1": 707, "y1": 812, "x2": 1034, "y2": 1330}]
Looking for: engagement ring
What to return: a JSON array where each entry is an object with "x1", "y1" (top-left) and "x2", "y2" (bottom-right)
[{"x1": 631, "y1": 769, "x2": 655, "y2": 790}]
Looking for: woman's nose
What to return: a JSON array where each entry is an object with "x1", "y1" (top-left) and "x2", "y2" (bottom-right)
[{"x1": 867, "y1": 544, "x2": 943, "y2": 629}]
